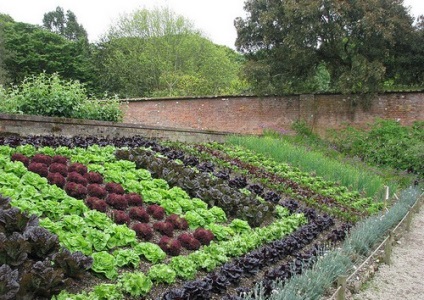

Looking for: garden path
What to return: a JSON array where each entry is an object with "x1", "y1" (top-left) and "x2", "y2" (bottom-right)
[{"x1": 351, "y1": 207, "x2": 424, "y2": 300}]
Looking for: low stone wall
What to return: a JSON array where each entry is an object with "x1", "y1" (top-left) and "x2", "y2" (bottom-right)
[
  {"x1": 0, "y1": 113, "x2": 230, "y2": 143},
  {"x1": 122, "y1": 92, "x2": 424, "y2": 135}
]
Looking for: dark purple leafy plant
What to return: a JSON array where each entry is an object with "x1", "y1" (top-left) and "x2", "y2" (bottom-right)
[
  {"x1": 23, "y1": 226, "x2": 59, "y2": 259},
  {"x1": 0, "y1": 264, "x2": 20, "y2": 300},
  {"x1": 18, "y1": 260, "x2": 68, "y2": 298},
  {"x1": 182, "y1": 279, "x2": 213, "y2": 300},
  {"x1": 0, "y1": 232, "x2": 31, "y2": 266},
  {"x1": 52, "y1": 249, "x2": 93, "y2": 279}
]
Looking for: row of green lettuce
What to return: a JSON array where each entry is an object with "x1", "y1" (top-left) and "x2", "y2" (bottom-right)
[{"x1": 0, "y1": 144, "x2": 307, "y2": 298}]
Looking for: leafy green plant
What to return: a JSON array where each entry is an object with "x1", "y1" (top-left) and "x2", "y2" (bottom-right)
[
  {"x1": 169, "y1": 256, "x2": 198, "y2": 280},
  {"x1": 147, "y1": 264, "x2": 176, "y2": 284},
  {"x1": 205, "y1": 223, "x2": 235, "y2": 241},
  {"x1": 1, "y1": 72, "x2": 123, "y2": 122},
  {"x1": 91, "y1": 252, "x2": 118, "y2": 280},
  {"x1": 133, "y1": 242, "x2": 166, "y2": 264},
  {"x1": 92, "y1": 284, "x2": 123, "y2": 300},
  {"x1": 113, "y1": 249, "x2": 140, "y2": 268},
  {"x1": 118, "y1": 272, "x2": 153, "y2": 297},
  {"x1": 229, "y1": 219, "x2": 251, "y2": 234},
  {"x1": 331, "y1": 120, "x2": 424, "y2": 177}
]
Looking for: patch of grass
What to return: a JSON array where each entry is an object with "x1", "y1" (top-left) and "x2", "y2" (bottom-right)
[{"x1": 227, "y1": 134, "x2": 394, "y2": 199}]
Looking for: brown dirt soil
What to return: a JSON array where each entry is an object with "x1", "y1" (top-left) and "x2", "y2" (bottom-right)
[{"x1": 349, "y1": 207, "x2": 424, "y2": 300}]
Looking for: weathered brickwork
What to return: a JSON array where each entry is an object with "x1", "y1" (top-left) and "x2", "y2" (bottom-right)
[{"x1": 122, "y1": 93, "x2": 424, "y2": 135}]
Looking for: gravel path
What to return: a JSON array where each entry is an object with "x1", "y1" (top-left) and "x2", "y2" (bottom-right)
[{"x1": 352, "y1": 207, "x2": 424, "y2": 300}]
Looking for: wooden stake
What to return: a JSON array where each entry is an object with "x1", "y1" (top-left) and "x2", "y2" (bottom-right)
[
  {"x1": 337, "y1": 275, "x2": 347, "y2": 300},
  {"x1": 384, "y1": 186, "x2": 389, "y2": 210},
  {"x1": 384, "y1": 231, "x2": 394, "y2": 265},
  {"x1": 406, "y1": 211, "x2": 412, "y2": 232}
]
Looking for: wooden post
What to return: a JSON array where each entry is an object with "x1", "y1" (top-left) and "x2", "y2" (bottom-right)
[
  {"x1": 384, "y1": 186, "x2": 389, "y2": 210},
  {"x1": 406, "y1": 211, "x2": 412, "y2": 232},
  {"x1": 415, "y1": 199, "x2": 421, "y2": 213},
  {"x1": 337, "y1": 275, "x2": 347, "y2": 300},
  {"x1": 384, "y1": 231, "x2": 394, "y2": 265}
]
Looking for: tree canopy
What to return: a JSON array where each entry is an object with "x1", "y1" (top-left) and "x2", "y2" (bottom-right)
[
  {"x1": 0, "y1": 14, "x2": 13, "y2": 85},
  {"x1": 94, "y1": 7, "x2": 247, "y2": 97},
  {"x1": 1, "y1": 19, "x2": 93, "y2": 86},
  {"x1": 235, "y1": 0, "x2": 422, "y2": 95},
  {"x1": 43, "y1": 6, "x2": 88, "y2": 42}
]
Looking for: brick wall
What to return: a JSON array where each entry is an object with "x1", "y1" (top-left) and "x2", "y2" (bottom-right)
[
  {"x1": 1, "y1": 92, "x2": 422, "y2": 142},
  {"x1": 122, "y1": 92, "x2": 424, "y2": 135}
]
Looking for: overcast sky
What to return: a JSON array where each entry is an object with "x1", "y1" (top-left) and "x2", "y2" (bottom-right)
[{"x1": 1, "y1": 0, "x2": 423, "y2": 49}]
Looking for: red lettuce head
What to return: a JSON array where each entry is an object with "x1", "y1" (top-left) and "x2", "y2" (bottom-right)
[
  {"x1": 52, "y1": 155, "x2": 68, "y2": 165},
  {"x1": 125, "y1": 193, "x2": 143, "y2": 206},
  {"x1": 47, "y1": 172, "x2": 66, "y2": 188},
  {"x1": 129, "y1": 207, "x2": 149, "y2": 223},
  {"x1": 147, "y1": 204, "x2": 165, "y2": 220},
  {"x1": 67, "y1": 171, "x2": 88, "y2": 186},
  {"x1": 28, "y1": 162, "x2": 49, "y2": 177},
  {"x1": 166, "y1": 214, "x2": 189, "y2": 230},
  {"x1": 153, "y1": 221, "x2": 174, "y2": 237},
  {"x1": 106, "y1": 193, "x2": 128, "y2": 210},
  {"x1": 105, "y1": 182, "x2": 125, "y2": 195},
  {"x1": 84, "y1": 171, "x2": 104, "y2": 184},
  {"x1": 49, "y1": 163, "x2": 68, "y2": 177},
  {"x1": 11, "y1": 153, "x2": 30, "y2": 167},
  {"x1": 177, "y1": 233, "x2": 201, "y2": 251},
  {"x1": 112, "y1": 210, "x2": 130, "y2": 225},
  {"x1": 31, "y1": 154, "x2": 52, "y2": 166},
  {"x1": 193, "y1": 228, "x2": 215, "y2": 245},
  {"x1": 64, "y1": 182, "x2": 87, "y2": 199},
  {"x1": 86, "y1": 197, "x2": 108, "y2": 212},
  {"x1": 131, "y1": 222, "x2": 153, "y2": 241},
  {"x1": 68, "y1": 163, "x2": 88, "y2": 175},
  {"x1": 158, "y1": 236, "x2": 181, "y2": 256},
  {"x1": 87, "y1": 184, "x2": 107, "y2": 199}
]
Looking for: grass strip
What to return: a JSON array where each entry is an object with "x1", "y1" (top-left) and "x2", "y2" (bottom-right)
[{"x1": 227, "y1": 135, "x2": 394, "y2": 199}]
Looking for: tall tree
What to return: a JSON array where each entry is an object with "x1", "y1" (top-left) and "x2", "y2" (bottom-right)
[
  {"x1": 94, "y1": 7, "x2": 246, "y2": 97},
  {"x1": 384, "y1": 15, "x2": 424, "y2": 86},
  {"x1": 2, "y1": 21, "x2": 93, "y2": 85},
  {"x1": 235, "y1": 0, "x2": 416, "y2": 95},
  {"x1": 43, "y1": 6, "x2": 88, "y2": 42},
  {"x1": 0, "y1": 14, "x2": 14, "y2": 85}
]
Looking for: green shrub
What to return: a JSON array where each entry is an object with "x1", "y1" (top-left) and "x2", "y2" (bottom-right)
[
  {"x1": 331, "y1": 120, "x2": 424, "y2": 177},
  {"x1": 1, "y1": 73, "x2": 124, "y2": 122},
  {"x1": 11, "y1": 72, "x2": 86, "y2": 118},
  {"x1": 74, "y1": 97, "x2": 124, "y2": 122},
  {"x1": 0, "y1": 85, "x2": 22, "y2": 114}
]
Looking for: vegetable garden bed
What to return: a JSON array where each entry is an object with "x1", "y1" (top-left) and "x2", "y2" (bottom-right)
[{"x1": 0, "y1": 135, "x2": 384, "y2": 300}]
